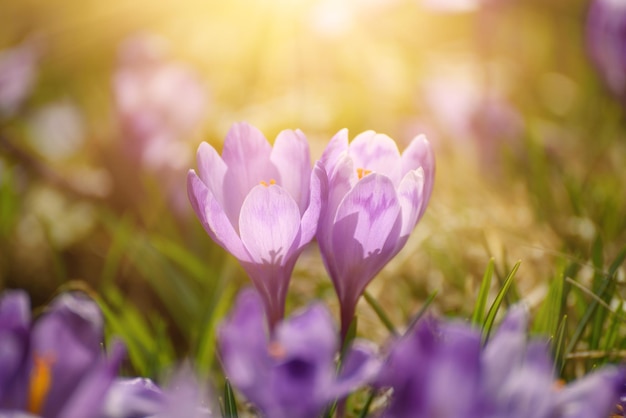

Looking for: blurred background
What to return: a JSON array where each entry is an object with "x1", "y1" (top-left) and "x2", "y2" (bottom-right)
[{"x1": 1, "y1": 0, "x2": 625, "y2": 381}]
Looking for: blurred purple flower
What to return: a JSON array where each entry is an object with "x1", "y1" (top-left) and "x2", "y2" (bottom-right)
[
  {"x1": 188, "y1": 123, "x2": 324, "y2": 329},
  {"x1": 218, "y1": 289, "x2": 380, "y2": 418},
  {"x1": 113, "y1": 34, "x2": 206, "y2": 172},
  {"x1": 103, "y1": 368, "x2": 216, "y2": 418},
  {"x1": 0, "y1": 290, "x2": 125, "y2": 418},
  {"x1": 587, "y1": 0, "x2": 626, "y2": 104},
  {"x1": 0, "y1": 41, "x2": 38, "y2": 118},
  {"x1": 377, "y1": 305, "x2": 625, "y2": 418},
  {"x1": 317, "y1": 130, "x2": 434, "y2": 338}
]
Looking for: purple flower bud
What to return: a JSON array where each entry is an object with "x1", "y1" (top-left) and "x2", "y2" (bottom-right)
[
  {"x1": 587, "y1": 0, "x2": 626, "y2": 104},
  {"x1": 317, "y1": 130, "x2": 434, "y2": 338},
  {"x1": 188, "y1": 123, "x2": 325, "y2": 329},
  {"x1": 218, "y1": 289, "x2": 380, "y2": 418}
]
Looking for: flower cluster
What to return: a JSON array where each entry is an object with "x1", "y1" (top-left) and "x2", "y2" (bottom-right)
[{"x1": 187, "y1": 122, "x2": 625, "y2": 418}]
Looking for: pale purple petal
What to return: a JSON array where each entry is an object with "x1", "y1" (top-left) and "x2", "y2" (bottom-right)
[
  {"x1": 0, "y1": 291, "x2": 30, "y2": 407},
  {"x1": 331, "y1": 173, "x2": 402, "y2": 283},
  {"x1": 271, "y1": 129, "x2": 312, "y2": 214},
  {"x1": 187, "y1": 170, "x2": 251, "y2": 262},
  {"x1": 196, "y1": 142, "x2": 228, "y2": 215},
  {"x1": 349, "y1": 131, "x2": 402, "y2": 186},
  {"x1": 319, "y1": 129, "x2": 349, "y2": 178},
  {"x1": 239, "y1": 185, "x2": 301, "y2": 266},
  {"x1": 102, "y1": 378, "x2": 164, "y2": 418},
  {"x1": 222, "y1": 123, "x2": 279, "y2": 221},
  {"x1": 401, "y1": 134, "x2": 435, "y2": 215},
  {"x1": 396, "y1": 168, "x2": 426, "y2": 240},
  {"x1": 298, "y1": 163, "x2": 326, "y2": 249}
]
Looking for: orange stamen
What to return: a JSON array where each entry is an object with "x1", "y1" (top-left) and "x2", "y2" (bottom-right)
[
  {"x1": 268, "y1": 341, "x2": 287, "y2": 359},
  {"x1": 356, "y1": 168, "x2": 372, "y2": 180},
  {"x1": 28, "y1": 354, "x2": 55, "y2": 414},
  {"x1": 260, "y1": 179, "x2": 277, "y2": 187}
]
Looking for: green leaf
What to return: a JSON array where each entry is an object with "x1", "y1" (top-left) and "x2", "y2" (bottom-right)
[
  {"x1": 363, "y1": 290, "x2": 398, "y2": 337},
  {"x1": 482, "y1": 261, "x2": 521, "y2": 344},
  {"x1": 471, "y1": 259, "x2": 495, "y2": 326},
  {"x1": 222, "y1": 379, "x2": 239, "y2": 418}
]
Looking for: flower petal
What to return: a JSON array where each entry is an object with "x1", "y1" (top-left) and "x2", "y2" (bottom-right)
[
  {"x1": 332, "y1": 340, "x2": 381, "y2": 398},
  {"x1": 401, "y1": 134, "x2": 435, "y2": 216},
  {"x1": 239, "y1": 184, "x2": 301, "y2": 266},
  {"x1": 349, "y1": 131, "x2": 402, "y2": 186},
  {"x1": 31, "y1": 292, "x2": 104, "y2": 417},
  {"x1": 331, "y1": 173, "x2": 402, "y2": 291},
  {"x1": 397, "y1": 168, "x2": 426, "y2": 240},
  {"x1": 298, "y1": 162, "x2": 326, "y2": 249},
  {"x1": 557, "y1": 367, "x2": 626, "y2": 418},
  {"x1": 196, "y1": 142, "x2": 228, "y2": 215},
  {"x1": 187, "y1": 170, "x2": 251, "y2": 262},
  {"x1": 102, "y1": 377, "x2": 164, "y2": 418},
  {"x1": 271, "y1": 129, "x2": 311, "y2": 214},
  {"x1": 319, "y1": 129, "x2": 349, "y2": 179},
  {"x1": 222, "y1": 123, "x2": 280, "y2": 222},
  {"x1": 218, "y1": 289, "x2": 270, "y2": 400}
]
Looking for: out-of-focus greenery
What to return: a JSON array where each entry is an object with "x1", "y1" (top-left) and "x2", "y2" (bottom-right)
[{"x1": 1, "y1": 0, "x2": 625, "y2": 397}]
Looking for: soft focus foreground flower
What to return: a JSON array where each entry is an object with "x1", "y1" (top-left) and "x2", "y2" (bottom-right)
[
  {"x1": 317, "y1": 129, "x2": 434, "y2": 338},
  {"x1": 103, "y1": 368, "x2": 216, "y2": 418},
  {"x1": 377, "y1": 305, "x2": 625, "y2": 418},
  {"x1": 218, "y1": 289, "x2": 380, "y2": 418},
  {"x1": 0, "y1": 40, "x2": 38, "y2": 118},
  {"x1": 587, "y1": 0, "x2": 626, "y2": 104},
  {"x1": 0, "y1": 290, "x2": 125, "y2": 418},
  {"x1": 188, "y1": 122, "x2": 324, "y2": 329},
  {"x1": 113, "y1": 33, "x2": 206, "y2": 172}
]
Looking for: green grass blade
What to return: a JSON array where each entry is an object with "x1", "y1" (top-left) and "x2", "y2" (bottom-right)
[
  {"x1": 482, "y1": 260, "x2": 521, "y2": 343},
  {"x1": 223, "y1": 379, "x2": 239, "y2": 418},
  {"x1": 363, "y1": 290, "x2": 398, "y2": 337},
  {"x1": 357, "y1": 391, "x2": 376, "y2": 418},
  {"x1": 471, "y1": 258, "x2": 495, "y2": 326}
]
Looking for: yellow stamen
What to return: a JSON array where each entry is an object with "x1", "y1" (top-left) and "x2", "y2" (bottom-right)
[
  {"x1": 260, "y1": 179, "x2": 277, "y2": 187},
  {"x1": 268, "y1": 341, "x2": 287, "y2": 359},
  {"x1": 28, "y1": 354, "x2": 55, "y2": 414},
  {"x1": 356, "y1": 168, "x2": 372, "y2": 180}
]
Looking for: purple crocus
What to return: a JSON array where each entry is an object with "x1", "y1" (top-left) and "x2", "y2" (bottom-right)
[
  {"x1": 0, "y1": 290, "x2": 125, "y2": 418},
  {"x1": 113, "y1": 33, "x2": 207, "y2": 172},
  {"x1": 188, "y1": 123, "x2": 324, "y2": 329},
  {"x1": 317, "y1": 130, "x2": 434, "y2": 338},
  {"x1": 587, "y1": 0, "x2": 626, "y2": 105},
  {"x1": 377, "y1": 306, "x2": 625, "y2": 418},
  {"x1": 218, "y1": 288, "x2": 380, "y2": 418}
]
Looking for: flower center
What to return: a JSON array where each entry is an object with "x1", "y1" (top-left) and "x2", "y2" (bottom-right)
[
  {"x1": 268, "y1": 341, "x2": 287, "y2": 359},
  {"x1": 356, "y1": 168, "x2": 372, "y2": 180},
  {"x1": 28, "y1": 353, "x2": 55, "y2": 414},
  {"x1": 260, "y1": 179, "x2": 277, "y2": 187}
]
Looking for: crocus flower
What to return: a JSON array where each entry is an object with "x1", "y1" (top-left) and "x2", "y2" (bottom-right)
[
  {"x1": 586, "y1": 0, "x2": 626, "y2": 105},
  {"x1": 377, "y1": 305, "x2": 625, "y2": 418},
  {"x1": 103, "y1": 368, "x2": 216, "y2": 418},
  {"x1": 218, "y1": 288, "x2": 380, "y2": 418},
  {"x1": 0, "y1": 290, "x2": 125, "y2": 418},
  {"x1": 188, "y1": 122, "x2": 324, "y2": 329},
  {"x1": 113, "y1": 33, "x2": 206, "y2": 172},
  {"x1": 317, "y1": 130, "x2": 434, "y2": 338},
  {"x1": 0, "y1": 40, "x2": 38, "y2": 118}
]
